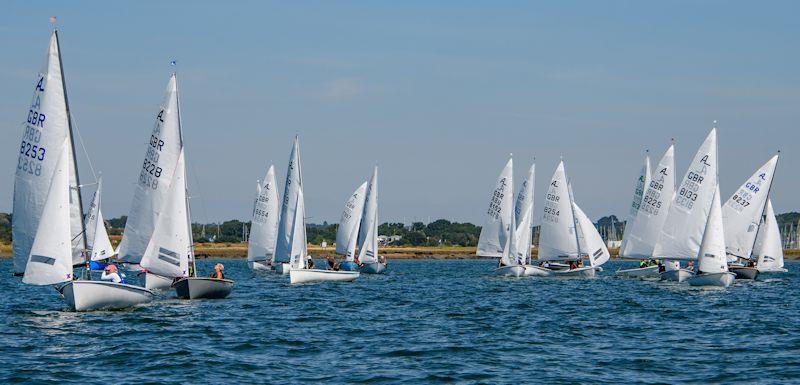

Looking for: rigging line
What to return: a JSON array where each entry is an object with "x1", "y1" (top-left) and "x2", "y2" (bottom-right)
[{"x1": 69, "y1": 112, "x2": 98, "y2": 182}]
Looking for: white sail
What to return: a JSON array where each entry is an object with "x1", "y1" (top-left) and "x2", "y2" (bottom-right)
[
  {"x1": 573, "y1": 202, "x2": 610, "y2": 267},
  {"x1": 288, "y1": 189, "x2": 308, "y2": 269},
  {"x1": 358, "y1": 167, "x2": 380, "y2": 264},
  {"x1": 87, "y1": 178, "x2": 114, "y2": 261},
  {"x1": 722, "y1": 155, "x2": 779, "y2": 260},
  {"x1": 696, "y1": 186, "x2": 728, "y2": 274},
  {"x1": 510, "y1": 204, "x2": 532, "y2": 265},
  {"x1": 620, "y1": 145, "x2": 675, "y2": 259},
  {"x1": 139, "y1": 149, "x2": 190, "y2": 278},
  {"x1": 514, "y1": 163, "x2": 535, "y2": 262},
  {"x1": 118, "y1": 74, "x2": 184, "y2": 264},
  {"x1": 538, "y1": 161, "x2": 579, "y2": 261},
  {"x1": 477, "y1": 158, "x2": 514, "y2": 257},
  {"x1": 275, "y1": 136, "x2": 302, "y2": 263},
  {"x1": 754, "y1": 199, "x2": 784, "y2": 270},
  {"x1": 653, "y1": 129, "x2": 718, "y2": 260},
  {"x1": 619, "y1": 154, "x2": 651, "y2": 255},
  {"x1": 335, "y1": 182, "x2": 367, "y2": 260},
  {"x1": 248, "y1": 165, "x2": 280, "y2": 263},
  {"x1": 13, "y1": 31, "x2": 73, "y2": 275},
  {"x1": 23, "y1": 140, "x2": 74, "y2": 285}
]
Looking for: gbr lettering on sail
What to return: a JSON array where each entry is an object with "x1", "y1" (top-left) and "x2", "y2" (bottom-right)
[
  {"x1": 17, "y1": 77, "x2": 48, "y2": 177},
  {"x1": 676, "y1": 154, "x2": 711, "y2": 210},
  {"x1": 139, "y1": 109, "x2": 166, "y2": 190}
]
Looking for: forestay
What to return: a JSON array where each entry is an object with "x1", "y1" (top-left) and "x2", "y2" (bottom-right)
[
  {"x1": 477, "y1": 158, "x2": 514, "y2": 257},
  {"x1": 118, "y1": 74, "x2": 183, "y2": 265},
  {"x1": 335, "y1": 182, "x2": 367, "y2": 261},
  {"x1": 275, "y1": 137, "x2": 303, "y2": 264},
  {"x1": 13, "y1": 31, "x2": 72, "y2": 275},
  {"x1": 722, "y1": 155, "x2": 778, "y2": 260},
  {"x1": 620, "y1": 145, "x2": 675, "y2": 259},
  {"x1": 514, "y1": 163, "x2": 535, "y2": 263},
  {"x1": 288, "y1": 189, "x2": 308, "y2": 269},
  {"x1": 140, "y1": 150, "x2": 190, "y2": 278},
  {"x1": 573, "y1": 202, "x2": 610, "y2": 267},
  {"x1": 619, "y1": 154, "x2": 651, "y2": 256},
  {"x1": 358, "y1": 167, "x2": 380, "y2": 264},
  {"x1": 23, "y1": 140, "x2": 74, "y2": 285},
  {"x1": 696, "y1": 186, "x2": 728, "y2": 274},
  {"x1": 654, "y1": 129, "x2": 718, "y2": 260},
  {"x1": 538, "y1": 161, "x2": 579, "y2": 261},
  {"x1": 754, "y1": 199, "x2": 784, "y2": 271},
  {"x1": 248, "y1": 165, "x2": 280, "y2": 263}
]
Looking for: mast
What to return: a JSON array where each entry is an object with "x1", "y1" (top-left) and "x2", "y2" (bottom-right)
[
  {"x1": 55, "y1": 30, "x2": 90, "y2": 278},
  {"x1": 747, "y1": 151, "x2": 780, "y2": 261},
  {"x1": 565, "y1": 161, "x2": 583, "y2": 263},
  {"x1": 174, "y1": 72, "x2": 197, "y2": 277}
]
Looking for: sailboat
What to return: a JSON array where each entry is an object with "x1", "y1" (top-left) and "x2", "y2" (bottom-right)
[
  {"x1": 335, "y1": 182, "x2": 368, "y2": 271},
  {"x1": 653, "y1": 128, "x2": 719, "y2": 282},
  {"x1": 247, "y1": 165, "x2": 280, "y2": 270},
  {"x1": 616, "y1": 145, "x2": 676, "y2": 278},
  {"x1": 721, "y1": 155, "x2": 779, "y2": 280},
  {"x1": 476, "y1": 157, "x2": 524, "y2": 277},
  {"x1": 358, "y1": 166, "x2": 386, "y2": 274},
  {"x1": 289, "y1": 190, "x2": 360, "y2": 284},
  {"x1": 753, "y1": 199, "x2": 787, "y2": 273},
  {"x1": 537, "y1": 161, "x2": 609, "y2": 277},
  {"x1": 686, "y1": 185, "x2": 736, "y2": 287},
  {"x1": 515, "y1": 163, "x2": 547, "y2": 276},
  {"x1": 17, "y1": 31, "x2": 152, "y2": 311},
  {"x1": 85, "y1": 177, "x2": 115, "y2": 269},
  {"x1": 274, "y1": 136, "x2": 303, "y2": 275}
]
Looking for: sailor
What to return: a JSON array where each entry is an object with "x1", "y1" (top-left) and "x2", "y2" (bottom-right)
[
  {"x1": 639, "y1": 259, "x2": 648, "y2": 268},
  {"x1": 210, "y1": 263, "x2": 225, "y2": 279},
  {"x1": 306, "y1": 255, "x2": 315, "y2": 269},
  {"x1": 100, "y1": 264, "x2": 122, "y2": 283}
]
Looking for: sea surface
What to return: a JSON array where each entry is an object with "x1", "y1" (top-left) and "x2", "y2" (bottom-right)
[{"x1": 1, "y1": 259, "x2": 798, "y2": 384}]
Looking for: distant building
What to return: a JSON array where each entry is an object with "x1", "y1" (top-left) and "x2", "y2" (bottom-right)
[{"x1": 378, "y1": 235, "x2": 402, "y2": 246}]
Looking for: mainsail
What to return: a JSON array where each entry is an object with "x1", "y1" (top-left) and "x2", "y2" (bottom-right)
[
  {"x1": 514, "y1": 163, "x2": 535, "y2": 263},
  {"x1": 275, "y1": 136, "x2": 303, "y2": 264},
  {"x1": 538, "y1": 161, "x2": 579, "y2": 261},
  {"x1": 335, "y1": 182, "x2": 368, "y2": 261},
  {"x1": 721, "y1": 155, "x2": 779, "y2": 260},
  {"x1": 653, "y1": 129, "x2": 718, "y2": 260},
  {"x1": 248, "y1": 165, "x2": 280, "y2": 264},
  {"x1": 619, "y1": 154, "x2": 651, "y2": 256},
  {"x1": 86, "y1": 178, "x2": 114, "y2": 261},
  {"x1": 118, "y1": 74, "x2": 184, "y2": 264},
  {"x1": 477, "y1": 158, "x2": 514, "y2": 257},
  {"x1": 620, "y1": 145, "x2": 675, "y2": 259},
  {"x1": 358, "y1": 167, "x2": 379, "y2": 264}
]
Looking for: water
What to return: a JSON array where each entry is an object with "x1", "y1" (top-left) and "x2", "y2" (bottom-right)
[{"x1": 1, "y1": 259, "x2": 798, "y2": 384}]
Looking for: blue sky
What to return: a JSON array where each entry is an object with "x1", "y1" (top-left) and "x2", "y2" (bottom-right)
[{"x1": 1, "y1": 1, "x2": 798, "y2": 224}]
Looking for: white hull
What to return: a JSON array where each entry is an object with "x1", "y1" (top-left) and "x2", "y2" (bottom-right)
[
  {"x1": 659, "y1": 269, "x2": 694, "y2": 282},
  {"x1": 289, "y1": 269, "x2": 359, "y2": 284},
  {"x1": 248, "y1": 260, "x2": 273, "y2": 271},
  {"x1": 144, "y1": 272, "x2": 174, "y2": 290},
  {"x1": 687, "y1": 272, "x2": 736, "y2": 287},
  {"x1": 61, "y1": 280, "x2": 154, "y2": 311},
  {"x1": 549, "y1": 266, "x2": 596, "y2": 278},
  {"x1": 523, "y1": 265, "x2": 552, "y2": 277},
  {"x1": 757, "y1": 267, "x2": 788, "y2": 274},
  {"x1": 360, "y1": 262, "x2": 387, "y2": 274},
  {"x1": 494, "y1": 265, "x2": 525, "y2": 277},
  {"x1": 173, "y1": 277, "x2": 234, "y2": 299},
  {"x1": 615, "y1": 265, "x2": 660, "y2": 279},
  {"x1": 274, "y1": 262, "x2": 291, "y2": 275}
]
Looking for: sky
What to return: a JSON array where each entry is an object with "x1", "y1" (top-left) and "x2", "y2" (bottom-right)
[{"x1": 1, "y1": 1, "x2": 798, "y2": 225}]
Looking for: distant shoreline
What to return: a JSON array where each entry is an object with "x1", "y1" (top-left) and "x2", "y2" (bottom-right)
[{"x1": 2, "y1": 243, "x2": 798, "y2": 260}]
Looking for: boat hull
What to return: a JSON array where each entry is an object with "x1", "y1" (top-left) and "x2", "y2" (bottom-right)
[
  {"x1": 687, "y1": 272, "x2": 736, "y2": 287},
  {"x1": 338, "y1": 261, "x2": 360, "y2": 271},
  {"x1": 248, "y1": 261, "x2": 273, "y2": 271},
  {"x1": 757, "y1": 267, "x2": 788, "y2": 274},
  {"x1": 361, "y1": 262, "x2": 387, "y2": 274},
  {"x1": 274, "y1": 263, "x2": 291, "y2": 275},
  {"x1": 729, "y1": 265, "x2": 759, "y2": 280},
  {"x1": 659, "y1": 269, "x2": 694, "y2": 282},
  {"x1": 61, "y1": 280, "x2": 153, "y2": 311},
  {"x1": 289, "y1": 269, "x2": 359, "y2": 284},
  {"x1": 550, "y1": 266, "x2": 596, "y2": 278},
  {"x1": 523, "y1": 265, "x2": 552, "y2": 277},
  {"x1": 494, "y1": 265, "x2": 525, "y2": 277},
  {"x1": 173, "y1": 277, "x2": 234, "y2": 299},
  {"x1": 144, "y1": 272, "x2": 174, "y2": 290},
  {"x1": 615, "y1": 265, "x2": 660, "y2": 279}
]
